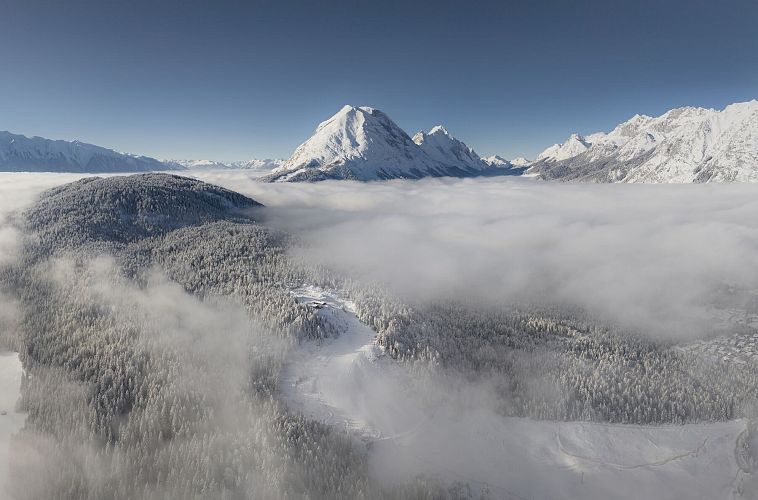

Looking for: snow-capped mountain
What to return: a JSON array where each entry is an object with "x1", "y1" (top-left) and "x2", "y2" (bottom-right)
[
  {"x1": 164, "y1": 159, "x2": 230, "y2": 170},
  {"x1": 481, "y1": 154, "x2": 511, "y2": 167},
  {"x1": 227, "y1": 158, "x2": 283, "y2": 170},
  {"x1": 412, "y1": 125, "x2": 489, "y2": 171},
  {"x1": 510, "y1": 157, "x2": 532, "y2": 167},
  {"x1": 480, "y1": 154, "x2": 530, "y2": 175},
  {"x1": 0, "y1": 130, "x2": 172, "y2": 172},
  {"x1": 528, "y1": 100, "x2": 758, "y2": 182},
  {"x1": 263, "y1": 105, "x2": 500, "y2": 182},
  {"x1": 536, "y1": 133, "x2": 592, "y2": 162},
  {"x1": 165, "y1": 158, "x2": 283, "y2": 171},
  {"x1": 481, "y1": 155, "x2": 532, "y2": 168}
]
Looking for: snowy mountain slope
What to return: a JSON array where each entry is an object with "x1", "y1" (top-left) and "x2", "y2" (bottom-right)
[
  {"x1": 528, "y1": 100, "x2": 758, "y2": 182},
  {"x1": 262, "y1": 105, "x2": 503, "y2": 182},
  {"x1": 412, "y1": 125, "x2": 490, "y2": 171},
  {"x1": 165, "y1": 158, "x2": 283, "y2": 171},
  {"x1": 0, "y1": 130, "x2": 173, "y2": 173},
  {"x1": 481, "y1": 154, "x2": 511, "y2": 167},
  {"x1": 509, "y1": 156, "x2": 532, "y2": 167},
  {"x1": 228, "y1": 158, "x2": 283, "y2": 170},
  {"x1": 536, "y1": 133, "x2": 593, "y2": 162},
  {"x1": 164, "y1": 159, "x2": 230, "y2": 170},
  {"x1": 481, "y1": 154, "x2": 531, "y2": 175}
]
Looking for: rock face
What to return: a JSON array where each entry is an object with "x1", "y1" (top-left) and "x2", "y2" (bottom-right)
[
  {"x1": 0, "y1": 131, "x2": 173, "y2": 173},
  {"x1": 528, "y1": 100, "x2": 758, "y2": 182},
  {"x1": 263, "y1": 105, "x2": 501, "y2": 182}
]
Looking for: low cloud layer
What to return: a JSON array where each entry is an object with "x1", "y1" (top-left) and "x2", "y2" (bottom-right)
[
  {"x1": 4, "y1": 170, "x2": 758, "y2": 339},
  {"x1": 192, "y1": 172, "x2": 758, "y2": 339}
]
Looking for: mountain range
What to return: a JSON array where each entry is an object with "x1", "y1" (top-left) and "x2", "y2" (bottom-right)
[
  {"x1": 528, "y1": 100, "x2": 758, "y2": 182},
  {"x1": 0, "y1": 130, "x2": 283, "y2": 174},
  {"x1": 164, "y1": 158, "x2": 284, "y2": 171},
  {"x1": 1, "y1": 100, "x2": 756, "y2": 182},
  {"x1": 0, "y1": 130, "x2": 172, "y2": 173},
  {"x1": 262, "y1": 105, "x2": 510, "y2": 181}
]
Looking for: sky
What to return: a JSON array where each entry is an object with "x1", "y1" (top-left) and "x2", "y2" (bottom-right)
[{"x1": 1, "y1": 0, "x2": 756, "y2": 161}]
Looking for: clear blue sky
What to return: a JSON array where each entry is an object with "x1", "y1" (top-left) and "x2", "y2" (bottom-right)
[{"x1": 1, "y1": 0, "x2": 756, "y2": 161}]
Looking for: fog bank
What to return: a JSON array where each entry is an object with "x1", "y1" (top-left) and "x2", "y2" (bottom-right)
[{"x1": 193, "y1": 172, "x2": 758, "y2": 339}]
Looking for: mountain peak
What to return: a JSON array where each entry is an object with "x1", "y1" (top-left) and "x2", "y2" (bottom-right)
[
  {"x1": 483, "y1": 154, "x2": 508, "y2": 162},
  {"x1": 266, "y1": 105, "x2": 445, "y2": 181},
  {"x1": 536, "y1": 133, "x2": 592, "y2": 162},
  {"x1": 481, "y1": 155, "x2": 532, "y2": 174},
  {"x1": 510, "y1": 157, "x2": 532, "y2": 167},
  {"x1": 414, "y1": 125, "x2": 488, "y2": 172},
  {"x1": 411, "y1": 125, "x2": 454, "y2": 145},
  {"x1": 428, "y1": 125, "x2": 450, "y2": 136},
  {"x1": 265, "y1": 107, "x2": 495, "y2": 182},
  {"x1": 481, "y1": 155, "x2": 510, "y2": 167},
  {"x1": 336, "y1": 104, "x2": 375, "y2": 115},
  {"x1": 528, "y1": 99, "x2": 758, "y2": 182},
  {"x1": 629, "y1": 113, "x2": 652, "y2": 122}
]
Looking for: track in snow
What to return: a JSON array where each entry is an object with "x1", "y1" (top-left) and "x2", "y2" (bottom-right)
[{"x1": 281, "y1": 286, "x2": 755, "y2": 500}]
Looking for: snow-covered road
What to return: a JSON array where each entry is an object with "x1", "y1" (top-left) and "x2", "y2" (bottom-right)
[{"x1": 281, "y1": 287, "x2": 756, "y2": 499}]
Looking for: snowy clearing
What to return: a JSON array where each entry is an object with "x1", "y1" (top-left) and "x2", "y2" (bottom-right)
[{"x1": 281, "y1": 287, "x2": 756, "y2": 500}]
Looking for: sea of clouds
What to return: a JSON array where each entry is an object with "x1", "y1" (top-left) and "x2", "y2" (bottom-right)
[
  {"x1": 190, "y1": 171, "x2": 758, "y2": 340},
  {"x1": 3, "y1": 170, "x2": 758, "y2": 340}
]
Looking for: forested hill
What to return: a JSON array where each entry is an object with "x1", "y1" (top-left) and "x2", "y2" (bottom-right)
[
  {"x1": 3, "y1": 173, "x2": 384, "y2": 499},
  {"x1": 22, "y1": 173, "x2": 263, "y2": 254}
]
